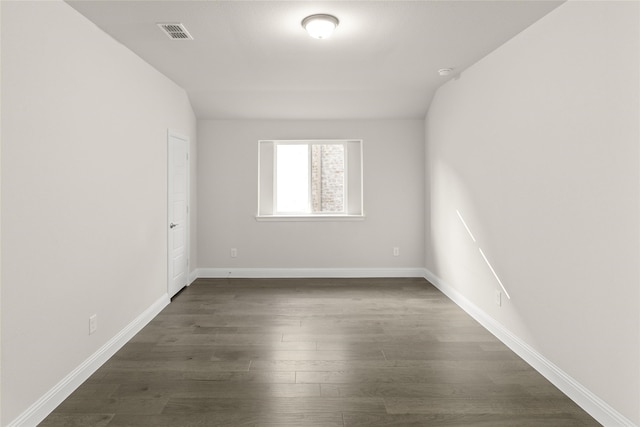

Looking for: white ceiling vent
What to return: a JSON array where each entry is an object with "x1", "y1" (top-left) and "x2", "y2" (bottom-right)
[{"x1": 157, "y1": 23, "x2": 193, "y2": 40}]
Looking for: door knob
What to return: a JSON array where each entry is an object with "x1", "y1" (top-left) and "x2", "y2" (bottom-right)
[{"x1": 170, "y1": 222, "x2": 178, "y2": 229}]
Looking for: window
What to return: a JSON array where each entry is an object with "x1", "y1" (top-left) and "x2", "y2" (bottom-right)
[
  {"x1": 276, "y1": 142, "x2": 345, "y2": 214},
  {"x1": 257, "y1": 139, "x2": 363, "y2": 220}
]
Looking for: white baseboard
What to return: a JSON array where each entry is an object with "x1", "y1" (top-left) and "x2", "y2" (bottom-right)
[
  {"x1": 422, "y1": 268, "x2": 636, "y2": 427},
  {"x1": 8, "y1": 294, "x2": 171, "y2": 427},
  {"x1": 188, "y1": 268, "x2": 198, "y2": 285},
  {"x1": 195, "y1": 267, "x2": 426, "y2": 279}
]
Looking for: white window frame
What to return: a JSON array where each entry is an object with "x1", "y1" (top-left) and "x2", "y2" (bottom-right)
[{"x1": 257, "y1": 139, "x2": 364, "y2": 221}]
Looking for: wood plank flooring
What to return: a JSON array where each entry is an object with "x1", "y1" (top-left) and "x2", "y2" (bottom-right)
[{"x1": 40, "y1": 278, "x2": 600, "y2": 426}]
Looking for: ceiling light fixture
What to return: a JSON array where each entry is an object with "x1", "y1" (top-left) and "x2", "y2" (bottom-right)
[
  {"x1": 438, "y1": 68, "x2": 454, "y2": 76},
  {"x1": 302, "y1": 14, "x2": 339, "y2": 39}
]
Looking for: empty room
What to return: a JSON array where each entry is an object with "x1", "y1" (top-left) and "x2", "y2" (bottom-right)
[{"x1": 1, "y1": 0, "x2": 638, "y2": 426}]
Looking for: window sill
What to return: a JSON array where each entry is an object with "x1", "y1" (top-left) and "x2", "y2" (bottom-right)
[{"x1": 255, "y1": 214, "x2": 365, "y2": 222}]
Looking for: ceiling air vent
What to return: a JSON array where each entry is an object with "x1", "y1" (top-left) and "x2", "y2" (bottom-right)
[{"x1": 157, "y1": 23, "x2": 193, "y2": 40}]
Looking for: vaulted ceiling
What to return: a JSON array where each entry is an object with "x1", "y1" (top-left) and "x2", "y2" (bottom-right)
[{"x1": 66, "y1": 1, "x2": 564, "y2": 120}]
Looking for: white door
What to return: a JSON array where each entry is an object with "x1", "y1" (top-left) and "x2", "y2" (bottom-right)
[{"x1": 168, "y1": 131, "x2": 189, "y2": 298}]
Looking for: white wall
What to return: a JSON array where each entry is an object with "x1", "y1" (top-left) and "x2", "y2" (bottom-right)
[
  {"x1": 425, "y1": 1, "x2": 639, "y2": 424},
  {"x1": 0, "y1": 2, "x2": 3, "y2": 423},
  {"x1": 1, "y1": 1, "x2": 197, "y2": 424},
  {"x1": 198, "y1": 120, "x2": 424, "y2": 271}
]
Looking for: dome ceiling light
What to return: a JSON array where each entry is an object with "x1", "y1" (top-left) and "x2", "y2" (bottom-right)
[{"x1": 301, "y1": 14, "x2": 339, "y2": 39}]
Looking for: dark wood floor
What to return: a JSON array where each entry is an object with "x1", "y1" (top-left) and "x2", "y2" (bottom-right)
[{"x1": 40, "y1": 278, "x2": 600, "y2": 426}]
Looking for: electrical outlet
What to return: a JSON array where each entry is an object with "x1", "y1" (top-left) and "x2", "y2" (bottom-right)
[
  {"x1": 495, "y1": 290, "x2": 502, "y2": 307},
  {"x1": 89, "y1": 314, "x2": 97, "y2": 335},
  {"x1": 230, "y1": 248, "x2": 238, "y2": 258},
  {"x1": 393, "y1": 247, "x2": 400, "y2": 257}
]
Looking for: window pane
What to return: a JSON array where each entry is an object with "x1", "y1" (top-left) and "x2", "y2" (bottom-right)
[
  {"x1": 276, "y1": 144, "x2": 309, "y2": 213},
  {"x1": 311, "y1": 144, "x2": 345, "y2": 213},
  {"x1": 258, "y1": 139, "x2": 361, "y2": 218}
]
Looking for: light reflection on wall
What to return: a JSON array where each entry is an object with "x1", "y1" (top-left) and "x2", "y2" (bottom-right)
[{"x1": 457, "y1": 209, "x2": 511, "y2": 300}]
